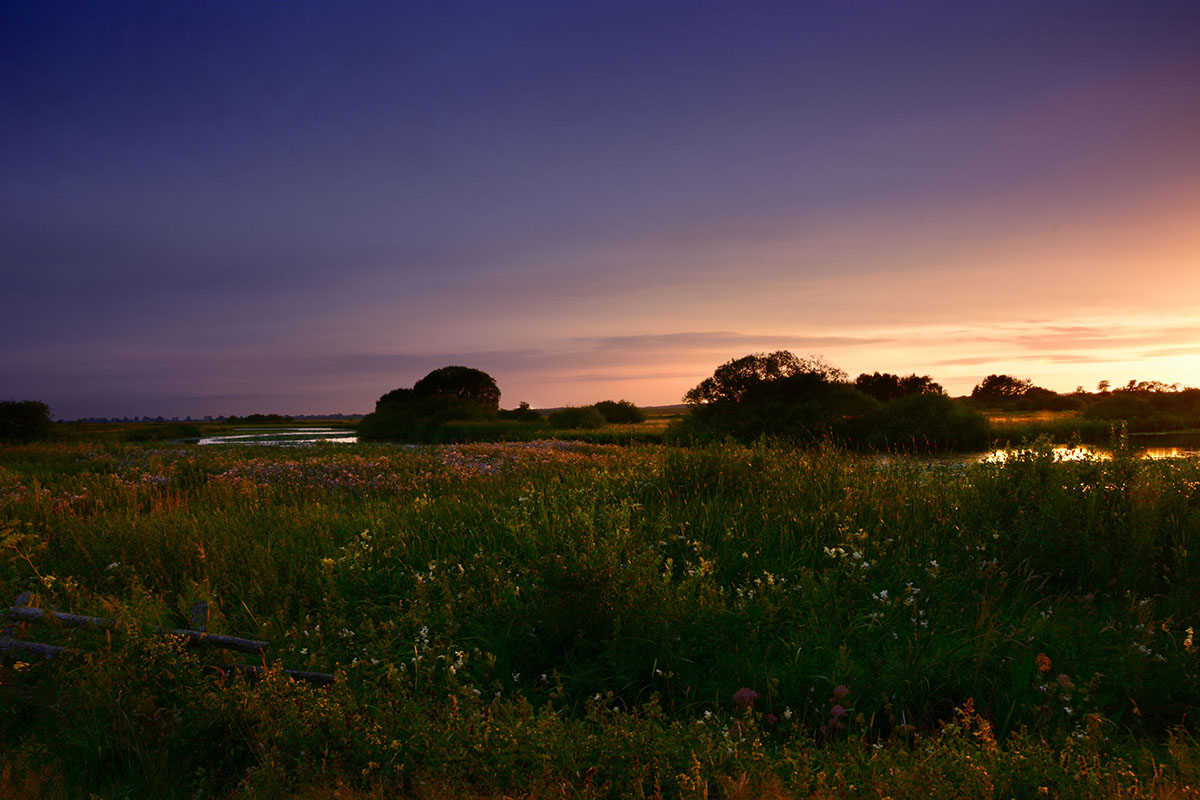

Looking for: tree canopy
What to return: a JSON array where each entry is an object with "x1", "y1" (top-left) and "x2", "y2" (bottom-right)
[
  {"x1": 412, "y1": 366, "x2": 501, "y2": 412},
  {"x1": 854, "y1": 372, "x2": 944, "y2": 403},
  {"x1": 971, "y1": 374, "x2": 1034, "y2": 400},
  {"x1": 684, "y1": 352, "x2": 846, "y2": 407},
  {"x1": 0, "y1": 400, "x2": 53, "y2": 443},
  {"x1": 674, "y1": 352, "x2": 987, "y2": 450},
  {"x1": 359, "y1": 366, "x2": 502, "y2": 442}
]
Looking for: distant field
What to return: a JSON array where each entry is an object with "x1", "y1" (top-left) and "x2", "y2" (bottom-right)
[
  {"x1": 1, "y1": 439, "x2": 1197, "y2": 797},
  {"x1": 986, "y1": 409, "x2": 1080, "y2": 426}
]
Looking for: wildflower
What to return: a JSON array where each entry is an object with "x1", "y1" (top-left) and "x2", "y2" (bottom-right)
[
  {"x1": 733, "y1": 687, "x2": 759, "y2": 709},
  {"x1": 832, "y1": 684, "x2": 850, "y2": 700},
  {"x1": 1035, "y1": 653, "x2": 1052, "y2": 674}
]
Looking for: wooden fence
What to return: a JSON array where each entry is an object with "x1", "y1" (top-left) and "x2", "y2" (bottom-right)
[{"x1": 0, "y1": 592, "x2": 334, "y2": 684}]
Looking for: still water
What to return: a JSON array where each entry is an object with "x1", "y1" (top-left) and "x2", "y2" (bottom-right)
[
  {"x1": 197, "y1": 428, "x2": 1200, "y2": 460},
  {"x1": 197, "y1": 427, "x2": 358, "y2": 445}
]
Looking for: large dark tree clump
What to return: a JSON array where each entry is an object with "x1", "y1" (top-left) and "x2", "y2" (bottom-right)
[
  {"x1": 359, "y1": 366, "x2": 502, "y2": 442},
  {"x1": 970, "y1": 374, "x2": 1078, "y2": 411},
  {"x1": 0, "y1": 400, "x2": 54, "y2": 443},
  {"x1": 674, "y1": 352, "x2": 988, "y2": 451},
  {"x1": 684, "y1": 351, "x2": 846, "y2": 407},
  {"x1": 676, "y1": 352, "x2": 868, "y2": 443},
  {"x1": 971, "y1": 374, "x2": 1033, "y2": 401},
  {"x1": 854, "y1": 372, "x2": 943, "y2": 403},
  {"x1": 412, "y1": 366, "x2": 500, "y2": 411}
]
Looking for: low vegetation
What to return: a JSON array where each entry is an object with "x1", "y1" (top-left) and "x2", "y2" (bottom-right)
[{"x1": 0, "y1": 438, "x2": 1197, "y2": 797}]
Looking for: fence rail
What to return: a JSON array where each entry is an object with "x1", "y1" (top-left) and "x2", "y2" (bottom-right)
[{"x1": 0, "y1": 594, "x2": 334, "y2": 685}]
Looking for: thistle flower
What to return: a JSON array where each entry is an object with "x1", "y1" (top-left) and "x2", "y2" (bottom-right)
[{"x1": 733, "y1": 687, "x2": 759, "y2": 709}]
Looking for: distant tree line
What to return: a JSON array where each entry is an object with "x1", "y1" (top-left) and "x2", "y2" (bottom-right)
[
  {"x1": 968, "y1": 373, "x2": 1200, "y2": 432},
  {"x1": 225, "y1": 413, "x2": 295, "y2": 424}
]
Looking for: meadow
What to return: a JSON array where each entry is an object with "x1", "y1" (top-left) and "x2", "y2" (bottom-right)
[{"x1": 0, "y1": 438, "x2": 1198, "y2": 798}]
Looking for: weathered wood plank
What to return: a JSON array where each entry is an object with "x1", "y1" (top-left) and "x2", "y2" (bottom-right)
[
  {"x1": 0, "y1": 635, "x2": 334, "y2": 684},
  {"x1": 4, "y1": 607, "x2": 269, "y2": 654},
  {"x1": 0, "y1": 636, "x2": 71, "y2": 660}
]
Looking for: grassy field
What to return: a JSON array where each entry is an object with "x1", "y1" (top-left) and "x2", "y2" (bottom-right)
[{"x1": 1, "y1": 439, "x2": 1198, "y2": 798}]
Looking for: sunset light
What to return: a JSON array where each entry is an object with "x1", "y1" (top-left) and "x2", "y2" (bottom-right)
[{"x1": 2, "y1": 2, "x2": 1197, "y2": 418}]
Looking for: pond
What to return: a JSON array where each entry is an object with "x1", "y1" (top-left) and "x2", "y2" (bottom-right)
[
  {"x1": 979, "y1": 431, "x2": 1200, "y2": 462},
  {"x1": 197, "y1": 427, "x2": 358, "y2": 445}
]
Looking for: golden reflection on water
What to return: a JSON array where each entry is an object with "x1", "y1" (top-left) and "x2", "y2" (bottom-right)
[{"x1": 981, "y1": 445, "x2": 1198, "y2": 463}]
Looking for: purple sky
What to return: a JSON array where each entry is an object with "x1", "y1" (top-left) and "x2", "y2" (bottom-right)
[{"x1": 3, "y1": 1, "x2": 1199, "y2": 419}]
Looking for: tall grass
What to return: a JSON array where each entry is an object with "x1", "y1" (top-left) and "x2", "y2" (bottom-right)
[{"x1": 0, "y1": 439, "x2": 1197, "y2": 797}]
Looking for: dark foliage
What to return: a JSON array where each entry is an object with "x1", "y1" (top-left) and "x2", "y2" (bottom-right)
[
  {"x1": 359, "y1": 366, "x2": 502, "y2": 442},
  {"x1": 226, "y1": 413, "x2": 294, "y2": 423},
  {"x1": 593, "y1": 399, "x2": 646, "y2": 424},
  {"x1": 971, "y1": 374, "x2": 1034, "y2": 400},
  {"x1": 677, "y1": 353, "x2": 992, "y2": 450},
  {"x1": 865, "y1": 393, "x2": 990, "y2": 452},
  {"x1": 854, "y1": 372, "x2": 944, "y2": 402},
  {"x1": 547, "y1": 406, "x2": 606, "y2": 429},
  {"x1": 497, "y1": 401, "x2": 542, "y2": 422},
  {"x1": 969, "y1": 375, "x2": 1079, "y2": 411},
  {"x1": 684, "y1": 351, "x2": 846, "y2": 407},
  {"x1": 678, "y1": 353, "x2": 875, "y2": 443},
  {"x1": 412, "y1": 366, "x2": 501, "y2": 412},
  {"x1": 0, "y1": 400, "x2": 54, "y2": 443}
]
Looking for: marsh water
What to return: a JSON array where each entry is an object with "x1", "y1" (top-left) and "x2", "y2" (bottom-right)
[
  {"x1": 197, "y1": 427, "x2": 357, "y2": 445},
  {"x1": 197, "y1": 427, "x2": 1200, "y2": 461}
]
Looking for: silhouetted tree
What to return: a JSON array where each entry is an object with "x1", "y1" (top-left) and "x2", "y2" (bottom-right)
[
  {"x1": 0, "y1": 400, "x2": 53, "y2": 443},
  {"x1": 359, "y1": 366, "x2": 502, "y2": 442},
  {"x1": 684, "y1": 352, "x2": 846, "y2": 407},
  {"x1": 548, "y1": 406, "x2": 606, "y2": 429},
  {"x1": 971, "y1": 374, "x2": 1033, "y2": 401},
  {"x1": 413, "y1": 366, "x2": 501, "y2": 411},
  {"x1": 593, "y1": 399, "x2": 646, "y2": 424},
  {"x1": 677, "y1": 352, "x2": 868, "y2": 442},
  {"x1": 854, "y1": 372, "x2": 944, "y2": 402}
]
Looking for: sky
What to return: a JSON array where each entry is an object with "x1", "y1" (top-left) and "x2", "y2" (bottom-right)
[{"x1": 2, "y1": 0, "x2": 1198, "y2": 419}]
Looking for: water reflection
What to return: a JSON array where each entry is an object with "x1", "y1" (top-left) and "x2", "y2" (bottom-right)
[
  {"x1": 981, "y1": 440, "x2": 1200, "y2": 463},
  {"x1": 198, "y1": 427, "x2": 358, "y2": 446}
]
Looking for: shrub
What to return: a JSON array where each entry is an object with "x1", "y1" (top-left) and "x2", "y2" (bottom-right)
[
  {"x1": 0, "y1": 400, "x2": 53, "y2": 443},
  {"x1": 360, "y1": 366, "x2": 503, "y2": 441},
  {"x1": 547, "y1": 406, "x2": 606, "y2": 429},
  {"x1": 593, "y1": 400, "x2": 646, "y2": 424},
  {"x1": 866, "y1": 393, "x2": 990, "y2": 452}
]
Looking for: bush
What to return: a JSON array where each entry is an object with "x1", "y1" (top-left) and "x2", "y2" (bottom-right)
[
  {"x1": 1083, "y1": 395, "x2": 1159, "y2": 421},
  {"x1": 866, "y1": 393, "x2": 990, "y2": 452},
  {"x1": 0, "y1": 400, "x2": 53, "y2": 443},
  {"x1": 547, "y1": 406, "x2": 606, "y2": 429},
  {"x1": 593, "y1": 400, "x2": 646, "y2": 424},
  {"x1": 361, "y1": 366, "x2": 503, "y2": 442}
]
